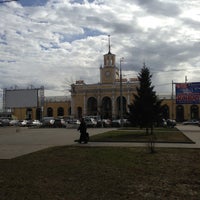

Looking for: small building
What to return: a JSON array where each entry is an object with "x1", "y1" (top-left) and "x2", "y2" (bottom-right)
[
  {"x1": 160, "y1": 95, "x2": 200, "y2": 122},
  {"x1": 11, "y1": 96, "x2": 71, "y2": 120}
]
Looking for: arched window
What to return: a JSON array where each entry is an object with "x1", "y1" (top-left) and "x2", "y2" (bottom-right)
[
  {"x1": 101, "y1": 97, "x2": 112, "y2": 119},
  {"x1": 57, "y1": 107, "x2": 64, "y2": 117},
  {"x1": 191, "y1": 105, "x2": 199, "y2": 119},
  {"x1": 87, "y1": 97, "x2": 97, "y2": 116},
  {"x1": 161, "y1": 105, "x2": 169, "y2": 119},
  {"x1": 116, "y1": 96, "x2": 127, "y2": 118},
  {"x1": 36, "y1": 108, "x2": 42, "y2": 120},
  {"x1": 68, "y1": 107, "x2": 71, "y2": 116},
  {"x1": 77, "y1": 107, "x2": 82, "y2": 119},
  {"x1": 26, "y1": 108, "x2": 32, "y2": 120},
  {"x1": 47, "y1": 107, "x2": 53, "y2": 117},
  {"x1": 176, "y1": 105, "x2": 184, "y2": 122}
]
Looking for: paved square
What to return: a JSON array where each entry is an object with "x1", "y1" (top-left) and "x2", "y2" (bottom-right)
[
  {"x1": 0, "y1": 125, "x2": 200, "y2": 159},
  {"x1": 0, "y1": 127, "x2": 110, "y2": 159}
]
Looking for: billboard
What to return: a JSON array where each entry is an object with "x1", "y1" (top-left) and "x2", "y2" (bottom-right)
[
  {"x1": 4, "y1": 89, "x2": 39, "y2": 108},
  {"x1": 176, "y1": 82, "x2": 200, "y2": 104}
]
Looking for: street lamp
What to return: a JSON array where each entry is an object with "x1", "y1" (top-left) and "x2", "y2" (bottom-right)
[{"x1": 120, "y1": 57, "x2": 124, "y2": 127}]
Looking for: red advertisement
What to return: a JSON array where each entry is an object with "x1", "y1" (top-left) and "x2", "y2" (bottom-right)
[{"x1": 176, "y1": 82, "x2": 200, "y2": 104}]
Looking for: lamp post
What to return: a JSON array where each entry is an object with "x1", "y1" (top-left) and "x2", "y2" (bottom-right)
[{"x1": 120, "y1": 57, "x2": 124, "y2": 127}]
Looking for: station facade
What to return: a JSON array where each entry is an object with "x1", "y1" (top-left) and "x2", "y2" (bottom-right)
[
  {"x1": 70, "y1": 48, "x2": 139, "y2": 119},
  {"x1": 10, "y1": 97, "x2": 200, "y2": 122},
  {"x1": 7, "y1": 47, "x2": 200, "y2": 122}
]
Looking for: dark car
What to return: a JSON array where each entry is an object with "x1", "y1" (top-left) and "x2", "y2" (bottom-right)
[
  {"x1": 41, "y1": 117, "x2": 54, "y2": 128},
  {"x1": 166, "y1": 119, "x2": 176, "y2": 128},
  {"x1": 111, "y1": 119, "x2": 121, "y2": 127},
  {"x1": 51, "y1": 119, "x2": 66, "y2": 128},
  {"x1": 0, "y1": 118, "x2": 10, "y2": 126},
  {"x1": 84, "y1": 117, "x2": 97, "y2": 128}
]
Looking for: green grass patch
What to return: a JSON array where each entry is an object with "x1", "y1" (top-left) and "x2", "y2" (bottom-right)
[
  {"x1": 0, "y1": 147, "x2": 200, "y2": 200},
  {"x1": 89, "y1": 127, "x2": 193, "y2": 143}
]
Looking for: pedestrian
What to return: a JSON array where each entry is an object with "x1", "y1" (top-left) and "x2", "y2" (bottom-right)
[{"x1": 77, "y1": 118, "x2": 88, "y2": 144}]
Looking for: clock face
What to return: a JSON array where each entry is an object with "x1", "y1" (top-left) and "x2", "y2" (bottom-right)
[{"x1": 105, "y1": 71, "x2": 111, "y2": 77}]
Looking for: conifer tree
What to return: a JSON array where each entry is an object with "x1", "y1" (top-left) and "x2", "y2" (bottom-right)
[{"x1": 128, "y1": 63, "x2": 163, "y2": 135}]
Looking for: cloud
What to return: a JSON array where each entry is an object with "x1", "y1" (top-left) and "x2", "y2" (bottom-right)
[
  {"x1": 135, "y1": 0, "x2": 181, "y2": 17},
  {"x1": 181, "y1": 17, "x2": 200, "y2": 30},
  {"x1": 0, "y1": 0, "x2": 200, "y2": 105},
  {"x1": 18, "y1": 0, "x2": 48, "y2": 7}
]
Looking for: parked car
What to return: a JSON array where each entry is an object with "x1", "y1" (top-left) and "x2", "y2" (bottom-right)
[
  {"x1": 20, "y1": 120, "x2": 28, "y2": 127},
  {"x1": 32, "y1": 120, "x2": 42, "y2": 127},
  {"x1": 111, "y1": 119, "x2": 131, "y2": 127},
  {"x1": 0, "y1": 118, "x2": 10, "y2": 126},
  {"x1": 182, "y1": 119, "x2": 199, "y2": 125},
  {"x1": 50, "y1": 119, "x2": 67, "y2": 128},
  {"x1": 65, "y1": 119, "x2": 80, "y2": 128},
  {"x1": 9, "y1": 120, "x2": 20, "y2": 126},
  {"x1": 84, "y1": 117, "x2": 97, "y2": 128},
  {"x1": 20, "y1": 120, "x2": 32, "y2": 127},
  {"x1": 100, "y1": 119, "x2": 112, "y2": 127},
  {"x1": 67, "y1": 119, "x2": 80, "y2": 124},
  {"x1": 111, "y1": 119, "x2": 121, "y2": 127},
  {"x1": 41, "y1": 117, "x2": 54, "y2": 127},
  {"x1": 166, "y1": 119, "x2": 176, "y2": 128}
]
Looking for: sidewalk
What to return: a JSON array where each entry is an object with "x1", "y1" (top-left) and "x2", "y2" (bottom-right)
[
  {"x1": 82, "y1": 141, "x2": 200, "y2": 149},
  {"x1": 0, "y1": 125, "x2": 200, "y2": 159}
]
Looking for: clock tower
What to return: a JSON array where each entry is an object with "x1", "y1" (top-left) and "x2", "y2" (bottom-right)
[{"x1": 100, "y1": 35, "x2": 119, "y2": 84}]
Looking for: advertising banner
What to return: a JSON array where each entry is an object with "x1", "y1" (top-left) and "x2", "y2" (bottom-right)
[{"x1": 176, "y1": 82, "x2": 200, "y2": 104}]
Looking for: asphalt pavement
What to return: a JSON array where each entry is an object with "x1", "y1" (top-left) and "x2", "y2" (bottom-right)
[
  {"x1": 0, "y1": 125, "x2": 200, "y2": 159},
  {"x1": 0, "y1": 127, "x2": 114, "y2": 159}
]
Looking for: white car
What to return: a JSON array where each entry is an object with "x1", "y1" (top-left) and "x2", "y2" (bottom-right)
[
  {"x1": 21, "y1": 120, "x2": 28, "y2": 126},
  {"x1": 84, "y1": 117, "x2": 97, "y2": 127},
  {"x1": 20, "y1": 120, "x2": 32, "y2": 127},
  {"x1": 32, "y1": 120, "x2": 42, "y2": 126},
  {"x1": 182, "y1": 119, "x2": 199, "y2": 125},
  {"x1": 9, "y1": 120, "x2": 19, "y2": 126},
  {"x1": 65, "y1": 119, "x2": 80, "y2": 128}
]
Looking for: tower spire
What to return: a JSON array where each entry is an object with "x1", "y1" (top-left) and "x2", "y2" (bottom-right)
[{"x1": 108, "y1": 35, "x2": 111, "y2": 53}]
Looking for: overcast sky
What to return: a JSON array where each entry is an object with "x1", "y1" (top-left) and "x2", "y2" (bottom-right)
[{"x1": 1, "y1": 0, "x2": 200, "y2": 108}]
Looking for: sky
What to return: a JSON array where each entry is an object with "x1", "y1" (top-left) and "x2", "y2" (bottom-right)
[{"x1": 0, "y1": 0, "x2": 200, "y2": 108}]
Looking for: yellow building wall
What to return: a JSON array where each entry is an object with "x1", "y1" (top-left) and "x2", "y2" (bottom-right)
[
  {"x1": 71, "y1": 81, "x2": 138, "y2": 118},
  {"x1": 44, "y1": 101, "x2": 71, "y2": 118},
  {"x1": 11, "y1": 97, "x2": 200, "y2": 121},
  {"x1": 161, "y1": 98, "x2": 200, "y2": 121},
  {"x1": 12, "y1": 100, "x2": 71, "y2": 120},
  {"x1": 12, "y1": 108, "x2": 36, "y2": 120}
]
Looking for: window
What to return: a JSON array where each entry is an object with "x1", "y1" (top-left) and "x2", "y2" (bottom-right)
[
  {"x1": 47, "y1": 107, "x2": 53, "y2": 117},
  {"x1": 57, "y1": 107, "x2": 64, "y2": 117}
]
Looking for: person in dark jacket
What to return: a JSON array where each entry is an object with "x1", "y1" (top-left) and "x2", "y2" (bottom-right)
[{"x1": 77, "y1": 118, "x2": 88, "y2": 143}]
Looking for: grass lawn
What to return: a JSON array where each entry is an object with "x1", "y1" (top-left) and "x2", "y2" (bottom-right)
[
  {"x1": 89, "y1": 127, "x2": 194, "y2": 143},
  {"x1": 0, "y1": 146, "x2": 200, "y2": 200}
]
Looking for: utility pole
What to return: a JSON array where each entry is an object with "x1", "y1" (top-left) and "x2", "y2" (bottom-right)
[
  {"x1": 185, "y1": 76, "x2": 188, "y2": 83},
  {"x1": 120, "y1": 57, "x2": 124, "y2": 127},
  {"x1": 171, "y1": 80, "x2": 174, "y2": 120}
]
